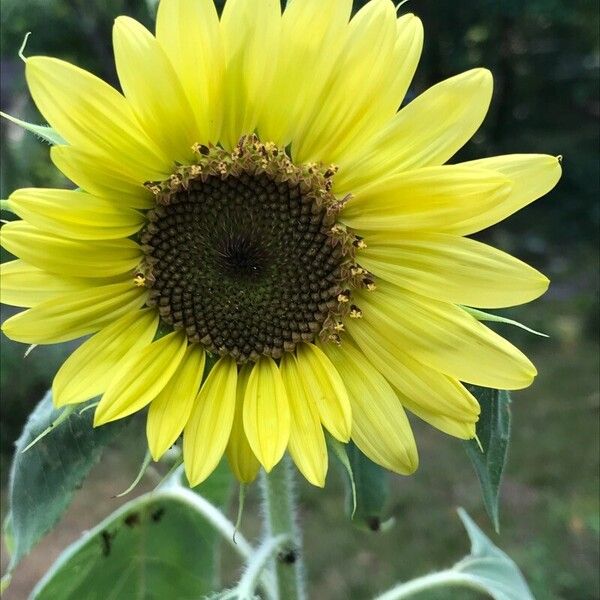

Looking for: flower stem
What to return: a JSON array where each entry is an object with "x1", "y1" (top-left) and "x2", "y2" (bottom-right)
[{"x1": 260, "y1": 456, "x2": 306, "y2": 600}]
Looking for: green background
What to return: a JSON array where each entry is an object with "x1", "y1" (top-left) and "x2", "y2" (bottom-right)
[{"x1": 1, "y1": 0, "x2": 598, "y2": 598}]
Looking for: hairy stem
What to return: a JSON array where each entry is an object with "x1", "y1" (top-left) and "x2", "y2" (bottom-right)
[{"x1": 260, "y1": 457, "x2": 306, "y2": 600}]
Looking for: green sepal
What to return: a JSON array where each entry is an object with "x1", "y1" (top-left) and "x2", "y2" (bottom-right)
[
  {"x1": 0, "y1": 111, "x2": 66, "y2": 145},
  {"x1": 234, "y1": 483, "x2": 247, "y2": 542},
  {"x1": 329, "y1": 437, "x2": 391, "y2": 530},
  {"x1": 115, "y1": 449, "x2": 153, "y2": 498},
  {"x1": 346, "y1": 442, "x2": 391, "y2": 531},
  {"x1": 462, "y1": 306, "x2": 548, "y2": 337},
  {"x1": 464, "y1": 387, "x2": 511, "y2": 532},
  {"x1": 0, "y1": 199, "x2": 13, "y2": 213},
  {"x1": 327, "y1": 436, "x2": 357, "y2": 518}
]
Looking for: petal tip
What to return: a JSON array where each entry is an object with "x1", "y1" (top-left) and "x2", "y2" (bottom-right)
[
  {"x1": 93, "y1": 408, "x2": 108, "y2": 427},
  {"x1": 147, "y1": 441, "x2": 164, "y2": 463},
  {"x1": 472, "y1": 67, "x2": 493, "y2": 83},
  {"x1": 337, "y1": 428, "x2": 352, "y2": 443},
  {"x1": 457, "y1": 67, "x2": 493, "y2": 95},
  {"x1": 308, "y1": 474, "x2": 326, "y2": 488},
  {"x1": 51, "y1": 385, "x2": 67, "y2": 409},
  {"x1": 114, "y1": 15, "x2": 133, "y2": 27},
  {"x1": 551, "y1": 155, "x2": 563, "y2": 181},
  {"x1": 184, "y1": 460, "x2": 210, "y2": 488},
  {"x1": 404, "y1": 458, "x2": 419, "y2": 476},
  {"x1": 185, "y1": 470, "x2": 201, "y2": 488}
]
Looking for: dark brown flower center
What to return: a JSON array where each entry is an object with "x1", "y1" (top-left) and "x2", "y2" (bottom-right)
[{"x1": 137, "y1": 136, "x2": 371, "y2": 363}]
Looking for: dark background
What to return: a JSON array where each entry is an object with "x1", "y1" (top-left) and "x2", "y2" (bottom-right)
[{"x1": 1, "y1": 1, "x2": 598, "y2": 598}]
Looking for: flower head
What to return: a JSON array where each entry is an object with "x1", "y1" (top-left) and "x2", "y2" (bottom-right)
[{"x1": 1, "y1": 0, "x2": 561, "y2": 487}]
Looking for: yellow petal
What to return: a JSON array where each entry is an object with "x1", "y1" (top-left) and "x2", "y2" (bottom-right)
[
  {"x1": 2, "y1": 281, "x2": 146, "y2": 344},
  {"x1": 147, "y1": 344, "x2": 206, "y2": 461},
  {"x1": 184, "y1": 357, "x2": 238, "y2": 486},
  {"x1": 360, "y1": 231, "x2": 549, "y2": 308},
  {"x1": 292, "y1": 0, "x2": 398, "y2": 164},
  {"x1": 258, "y1": 0, "x2": 352, "y2": 146},
  {"x1": 8, "y1": 188, "x2": 144, "y2": 240},
  {"x1": 346, "y1": 318, "x2": 480, "y2": 423},
  {"x1": 25, "y1": 56, "x2": 170, "y2": 176},
  {"x1": 394, "y1": 389, "x2": 477, "y2": 440},
  {"x1": 242, "y1": 356, "x2": 290, "y2": 472},
  {"x1": 327, "y1": 12, "x2": 422, "y2": 161},
  {"x1": 0, "y1": 260, "x2": 91, "y2": 307},
  {"x1": 454, "y1": 154, "x2": 563, "y2": 235},
  {"x1": 220, "y1": 0, "x2": 281, "y2": 149},
  {"x1": 335, "y1": 68, "x2": 493, "y2": 193},
  {"x1": 156, "y1": 0, "x2": 224, "y2": 144},
  {"x1": 321, "y1": 340, "x2": 418, "y2": 474},
  {"x1": 280, "y1": 353, "x2": 327, "y2": 487},
  {"x1": 94, "y1": 330, "x2": 187, "y2": 425},
  {"x1": 1, "y1": 220, "x2": 141, "y2": 278},
  {"x1": 295, "y1": 343, "x2": 351, "y2": 442},
  {"x1": 388, "y1": 13, "x2": 425, "y2": 113},
  {"x1": 53, "y1": 308, "x2": 158, "y2": 407},
  {"x1": 113, "y1": 17, "x2": 198, "y2": 164},
  {"x1": 355, "y1": 281, "x2": 537, "y2": 389},
  {"x1": 341, "y1": 165, "x2": 511, "y2": 232},
  {"x1": 51, "y1": 145, "x2": 155, "y2": 209},
  {"x1": 226, "y1": 364, "x2": 260, "y2": 484}
]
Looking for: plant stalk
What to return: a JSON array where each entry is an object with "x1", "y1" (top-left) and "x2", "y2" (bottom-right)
[{"x1": 260, "y1": 456, "x2": 306, "y2": 600}]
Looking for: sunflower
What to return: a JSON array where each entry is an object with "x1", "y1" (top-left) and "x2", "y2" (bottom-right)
[{"x1": 1, "y1": 0, "x2": 561, "y2": 488}]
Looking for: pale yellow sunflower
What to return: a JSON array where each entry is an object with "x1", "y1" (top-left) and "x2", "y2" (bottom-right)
[{"x1": 0, "y1": 0, "x2": 561, "y2": 487}]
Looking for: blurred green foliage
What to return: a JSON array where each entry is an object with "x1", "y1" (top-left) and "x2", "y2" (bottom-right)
[{"x1": 0, "y1": 1, "x2": 598, "y2": 599}]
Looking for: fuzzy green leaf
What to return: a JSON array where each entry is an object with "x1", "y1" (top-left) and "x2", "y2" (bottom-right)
[
  {"x1": 374, "y1": 509, "x2": 534, "y2": 600},
  {"x1": 464, "y1": 387, "x2": 511, "y2": 532},
  {"x1": 453, "y1": 508, "x2": 534, "y2": 600},
  {"x1": 159, "y1": 460, "x2": 234, "y2": 589},
  {"x1": 2, "y1": 391, "x2": 126, "y2": 582},
  {"x1": 30, "y1": 489, "x2": 228, "y2": 600}
]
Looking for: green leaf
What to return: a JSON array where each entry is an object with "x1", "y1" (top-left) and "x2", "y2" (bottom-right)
[
  {"x1": 29, "y1": 489, "x2": 232, "y2": 600},
  {"x1": 3, "y1": 391, "x2": 126, "y2": 580},
  {"x1": 347, "y1": 443, "x2": 390, "y2": 531},
  {"x1": 453, "y1": 508, "x2": 534, "y2": 600},
  {"x1": 374, "y1": 509, "x2": 534, "y2": 600},
  {"x1": 162, "y1": 460, "x2": 234, "y2": 590},
  {"x1": 329, "y1": 438, "x2": 390, "y2": 530},
  {"x1": 464, "y1": 387, "x2": 511, "y2": 532},
  {"x1": 0, "y1": 111, "x2": 66, "y2": 145}
]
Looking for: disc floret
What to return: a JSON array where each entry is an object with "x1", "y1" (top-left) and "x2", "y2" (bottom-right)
[{"x1": 137, "y1": 135, "x2": 372, "y2": 363}]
